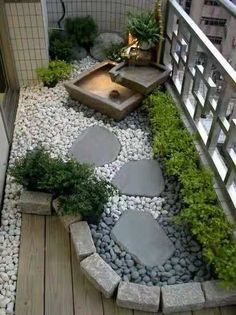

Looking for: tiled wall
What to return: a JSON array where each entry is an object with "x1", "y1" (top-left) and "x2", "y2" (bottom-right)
[
  {"x1": 47, "y1": 0, "x2": 156, "y2": 33},
  {"x1": 5, "y1": 1, "x2": 49, "y2": 86}
]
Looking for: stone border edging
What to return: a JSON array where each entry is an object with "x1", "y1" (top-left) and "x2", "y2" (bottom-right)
[
  {"x1": 69, "y1": 218, "x2": 236, "y2": 313},
  {"x1": 18, "y1": 191, "x2": 236, "y2": 313}
]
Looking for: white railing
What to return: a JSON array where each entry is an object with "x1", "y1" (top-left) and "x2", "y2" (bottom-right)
[{"x1": 164, "y1": 0, "x2": 236, "y2": 211}]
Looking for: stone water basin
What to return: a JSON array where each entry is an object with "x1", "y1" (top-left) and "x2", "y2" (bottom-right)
[
  {"x1": 109, "y1": 61, "x2": 171, "y2": 95},
  {"x1": 64, "y1": 60, "x2": 143, "y2": 120}
]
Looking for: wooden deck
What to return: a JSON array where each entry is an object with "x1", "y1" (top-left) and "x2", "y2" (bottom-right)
[{"x1": 15, "y1": 214, "x2": 236, "y2": 315}]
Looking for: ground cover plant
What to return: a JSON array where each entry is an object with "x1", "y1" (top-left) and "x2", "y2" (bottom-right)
[
  {"x1": 144, "y1": 90, "x2": 236, "y2": 287},
  {"x1": 36, "y1": 60, "x2": 72, "y2": 88},
  {"x1": 10, "y1": 147, "x2": 114, "y2": 223}
]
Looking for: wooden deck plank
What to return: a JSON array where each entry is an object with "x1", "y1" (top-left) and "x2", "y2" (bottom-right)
[
  {"x1": 220, "y1": 306, "x2": 236, "y2": 315},
  {"x1": 102, "y1": 296, "x2": 134, "y2": 315},
  {"x1": 71, "y1": 241, "x2": 103, "y2": 315},
  {"x1": 45, "y1": 216, "x2": 74, "y2": 315},
  {"x1": 193, "y1": 308, "x2": 221, "y2": 315},
  {"x1": 15, "y1": 214, "x2": 45, "y2": 315}
]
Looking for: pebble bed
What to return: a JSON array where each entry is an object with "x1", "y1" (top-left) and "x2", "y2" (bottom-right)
[{"x1": 0, "y1": 57, "x2": 212, "y2": 314}]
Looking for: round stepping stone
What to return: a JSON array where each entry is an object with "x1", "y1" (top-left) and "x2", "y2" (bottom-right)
[
  {"x1": 69, "y1": 126, "x2": 121, "y2": 167},
  {"x1": 112, "y1": 159, "x2": 164, "y2": 197},
  {"x1": 90, "y1": 32, "x2": 124, "y2": 61},
  {"x1": 111, "y1": 211, "x2": 175, "y2": 267}
]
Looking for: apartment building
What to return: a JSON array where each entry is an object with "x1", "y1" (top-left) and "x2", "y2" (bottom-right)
[{"x1": 180, "y1": 0, "x2": 236, "y2": 67}]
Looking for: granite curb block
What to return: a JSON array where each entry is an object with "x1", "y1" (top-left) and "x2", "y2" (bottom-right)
[
  {"x1": 71, "y1": 221, "x2": 96, "y2": 260},
  {"x1": 117, "y1": 281, "x2": 160, "y2": 312},
  {"x1": 18, "y1": 190, "x2": 52, "y2": 215},
  {"x1": 161, "y1": 282, "x2": 205, "y2": 313},
  {"x1": 202, "y1": 280, "x2": 236, "y2": 308},
  {"x1": 80, "y1": 253, "x2": 121, "y2": 298}
]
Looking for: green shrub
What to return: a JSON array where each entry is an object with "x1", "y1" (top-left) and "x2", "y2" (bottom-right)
[
  {"x1": 65, "y1": 16, "x2": 97, "y2": 48},
  {"x1": 144, "y1": 90, "x2": 236, "y2": 287},
  {"x1": 59, "y1": 177, "x2": 114, "y2": 223},
  {"x1": 104, "y1": 43, "x2": 125, "y2": 62},
  {"x1": 36, "y1": 60, "x2": 72, "y2": 88},
  {"x1": 10, "y1": 147, "x2": 114, "y2": 223},
  {"x1": 49, "y1": 30, "x2": 73, "y2": 62}
]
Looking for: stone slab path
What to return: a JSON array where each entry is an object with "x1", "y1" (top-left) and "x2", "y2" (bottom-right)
[
  {"x1": 112, "y1": 159, "x2": 165, "y2": 197},
  {"x1": 111, "y1": 211, "x2": 175, "y2": 267},
  {"x1": 70, "y1": 125, "x2": 121, "y2": 167}
]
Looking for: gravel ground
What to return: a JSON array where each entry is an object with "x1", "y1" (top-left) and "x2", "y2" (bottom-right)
[{"x1": 0, "y1": 56, "x2": 212, "y2": 314}]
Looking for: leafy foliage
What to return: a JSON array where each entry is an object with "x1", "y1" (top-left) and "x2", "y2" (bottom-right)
[
  {"x1": 104, "y1": 43, "x2": 125, "y2": 62},
  {"x1": 36, "y1": 60, "x2": 72, "y2": 88},
  {"x1": 49, "y1": 30, "x2": 73, "y2": 62},
  {"x1": 65, "y1": 16, "x2": 97, "y2": 48},
  {"x1": 144, "y1": 90, "x2": 236, "y2": 287},
  {"x1": 10, "y1": 147, "x2": 115, "y2": 223},
  {"x1": 127, "y1": 11, "x2": 162, "y2": 45}
]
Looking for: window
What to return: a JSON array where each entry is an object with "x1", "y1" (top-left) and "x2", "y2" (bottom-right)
[
  {"x1": 208, "y1": 35, "x2": 223, "y2": 45},
  {"x1": 202, "y1": 17, "x2": 227, "y2": 26},
  {"x1": 204, "y1": 0, "x2": 219, "y2": 5},
  {"x1": 185, "y1": 0, "x2": 192, "y2": 14}
]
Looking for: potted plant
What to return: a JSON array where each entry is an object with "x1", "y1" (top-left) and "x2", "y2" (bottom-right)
[{"x1": 127, "y1": 11, "x2": 162, "y2": 50}]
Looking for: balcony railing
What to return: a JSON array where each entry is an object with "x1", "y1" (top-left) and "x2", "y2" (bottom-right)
[{"x1": 164, "y1": 0, "x2": 236, "y2": 212}]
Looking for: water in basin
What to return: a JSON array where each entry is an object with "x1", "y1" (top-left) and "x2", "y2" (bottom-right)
[{"x1": 75, "y1": 65, "x2": 135, "y2": 104}]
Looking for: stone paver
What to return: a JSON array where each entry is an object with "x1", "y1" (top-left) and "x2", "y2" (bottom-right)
[
  {"x1": 70, "y1": 221, "x2": 96, "y2": 260},
  {"x1": 111, "y1": 211, "x2": 175, "y2": 267},
  {"x1": 80, "y1": 253, "x2": 121, "y2": 298},
  {"x1": 161, "y1": 283, "x2": 205, "y2": 313},
  {"x1": 112, "y1": 159, "x2": 165, "y2": 197},
  {"x1": 202, "y1": 280, "x2": 236, "y2": 307},
  {"x1": 70, "y1": 125, "x2": 121, "y2": 167},
  {"x1": 117, "y1": 281, "x2": 160, "y2": 312},
  {"x1": 90, "y1": 32, "x2": 124, "y2": 61},
  {"x1": 18, "y1": 190, "x2": 52, "y2": 215}
]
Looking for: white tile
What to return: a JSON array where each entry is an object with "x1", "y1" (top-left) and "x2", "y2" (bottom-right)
[{"x1": 16, "y1": 3, "x2": 24, "y2": 16}]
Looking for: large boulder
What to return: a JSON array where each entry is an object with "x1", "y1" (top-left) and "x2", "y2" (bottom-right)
[{"x1": 90, "y1": 33, "x2": 124, "y2": 61}]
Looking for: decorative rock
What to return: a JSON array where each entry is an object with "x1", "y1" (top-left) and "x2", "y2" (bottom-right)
[
  {"x1": 70, "y1": 126, "x2": 121, "y2": 167},
  {"x1": 202, "y1": 280, "x2": 236, "y2": 307},
  {"x1": 112, "y1": 160, "x2": 165, "y2": 197},
  {"x1": 72, "y1": 45, "x2": 88, "y2": 61},
  {"x1": 80, "y1": 253, "x2": 121, "y2": 298},
  {"x1": 90, "y1": 32, "x2": 124, "y2": 61},
  {"x1": 18, "y1": 191, "x2": 52, "y2": 215},
  {"x1": 111, "y1": 211, "x2": 175, "y2": 267},
  {"x1": 70, "y1": 221, "x2": 96, "y2": 260},
  {"x1": 53, "y1": 198, "x2": 82, "y2": 231},
  {"x1": 161, "y1": 283, "x2": 205, "y2": 313},
  {"x1": 117, "y1": 281, "x2": 160, "y2": 312}
]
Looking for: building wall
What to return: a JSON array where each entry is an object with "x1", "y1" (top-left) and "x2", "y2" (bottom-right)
[
  {"x1": 0, "y1": 112, "x2": 9, "y2": 206},
  {"x1": 4, "y1": 0, "x2": 49, "y2": 86},
  {"x1": 182, "y1": 0, "x2": 236, "y2": 67},
  {"x1": 46, "y1": 0, "x2": 156, "y2": 33}
]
